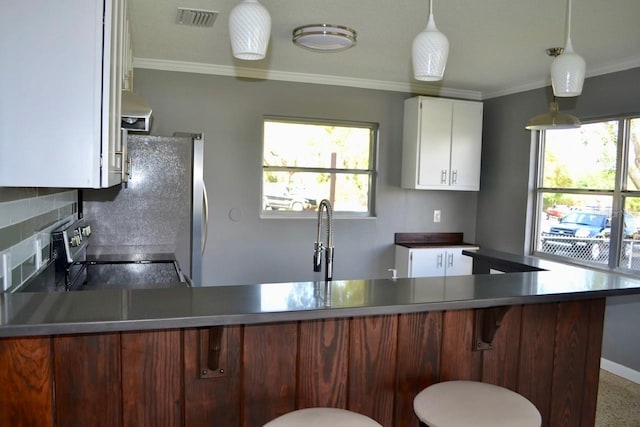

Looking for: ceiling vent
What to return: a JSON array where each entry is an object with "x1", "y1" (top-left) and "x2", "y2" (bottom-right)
[{"x1": 176, "y1": 7, "x2": 218, "y2": 27}]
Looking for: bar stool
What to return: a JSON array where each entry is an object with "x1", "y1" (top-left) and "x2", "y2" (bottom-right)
[
  {"x1": 263, "y1": 407, "x2": 382, "y2": 427},
  {"x1": 413, "y1": 381, "x2": 541, "y2": 427}
]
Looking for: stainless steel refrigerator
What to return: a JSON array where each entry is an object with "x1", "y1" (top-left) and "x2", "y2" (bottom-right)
[{"x1": 82, "y1": 133, "x2": 206, "y2": 285}]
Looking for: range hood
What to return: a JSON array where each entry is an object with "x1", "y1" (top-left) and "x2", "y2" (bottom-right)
[{"x1": 121, "y1": 91, "x2": 152, "y2": 132}]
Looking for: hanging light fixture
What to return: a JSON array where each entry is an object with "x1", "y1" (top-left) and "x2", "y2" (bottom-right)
[
  {"x1": 550, "y1": 0, "x2": 585, "y2": 97},
  {"x1": 228, "y1": 0, "x2": 271, "y2": 60},
  {"x1": 412, "y1": 0, "x2": 449, "y2": 81},
  {"x1": 292, "y1": 24, "x2": 357, "y2": 52},
  {"x1": 525, "y1": 100, "x2": 581, "y2": 130}
]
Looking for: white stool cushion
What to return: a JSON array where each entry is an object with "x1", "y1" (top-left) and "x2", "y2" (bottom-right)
[
  {"x1": 263, "y1": 407, "x2": 382, "y2": 427},
  {"x1": 413, "y1": 381, "x2": 541, "y2": 427}
]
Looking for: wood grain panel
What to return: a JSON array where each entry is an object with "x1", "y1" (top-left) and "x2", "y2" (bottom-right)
[
  {"x1": 394, "y1": 311, "x2": 443, "y2": 427},
  {"x1": 242, "y1": 322, "x2": 298, "y2": 426},
  {"x1": 481, "y1": 305, "x2": 522, "y2": 390},
  {"x1": 297, "y1": 318, "x2": 349, "y2": 409},
  {"x1": 184, "y1": 326, "x2": 242, "y2": 427},
  {"x1": 580, "y1": 299, "x2": 606, "y2": 427},
  {"x1": 517, "y1": 303, "x2": 558, "y2": 426},
  {"x1": 440, "y1": 309, "x2": 481, "y2": 381},
  {"x1": 549, "y1": 301, "x2": 590, "y2": 427},
  {"x1": 348, "y1": 315, "x2": 398, "y2": 426},
  {"x1": 53, "y1": 333, "x2": 121, "y2": 427},
  {"x1": 121, "y1": 329, "x2": 183, "y2": 427},
  {"x1": 0, "y1": 336, "x2": 54, "y2": 426}
]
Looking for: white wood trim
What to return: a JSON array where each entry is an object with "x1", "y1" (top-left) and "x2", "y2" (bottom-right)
[
  {"x1": 133, "y1": 57, "x2": 483, "y2": 100},
  {"x1": 601, "y1": 358, "x2": 640, "y2": 384}
]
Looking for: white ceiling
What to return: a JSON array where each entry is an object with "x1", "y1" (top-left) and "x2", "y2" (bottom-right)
[{"x1": 130, "y1": 0, "x2": 640, "y2": 100}]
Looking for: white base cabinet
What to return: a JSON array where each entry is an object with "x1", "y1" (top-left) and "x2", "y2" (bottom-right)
[
  {"x1": 401, "y1": 96, "x2": 483, "y2": 191},
  {"x1": 0, "y1": 0, "x2": 126, "y2": 188},
  {"x1": 395, "y1": 246, "x2": 478, "y2": 278}
]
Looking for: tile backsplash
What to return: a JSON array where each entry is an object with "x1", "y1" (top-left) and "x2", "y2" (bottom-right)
[{"x1": 0, "y1": 188, "x2": 78, "y2": 291}]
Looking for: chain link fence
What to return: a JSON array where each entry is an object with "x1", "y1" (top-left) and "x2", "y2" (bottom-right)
[{"x1": 540, "y1": 235, "x2": 640, "y2": 269}]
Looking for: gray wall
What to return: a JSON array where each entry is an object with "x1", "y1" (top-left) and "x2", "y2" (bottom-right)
[
  {"x1": 477, "y1": 67, "x2": 640, "y2": 372},
  {"x1": 134, "y1": 69, "x2": 478, "y2": 285}
]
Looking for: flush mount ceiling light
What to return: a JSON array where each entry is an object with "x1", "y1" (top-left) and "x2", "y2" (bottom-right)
[
  {"x1": 550, "y1": 0, "x2": 586, "y2": 97},
  {"x1": 412, "y1": 0, "x2": 449, "y2": 81},
  {"x1": 228, "y1": 0, "x2": 271, "y2": 60},
  {"x1": 292, "y1": 24, "x2": 357, "y2": 52},
  {"x1": 525, "y1": 101, "x2": 581, "y2": 130}
]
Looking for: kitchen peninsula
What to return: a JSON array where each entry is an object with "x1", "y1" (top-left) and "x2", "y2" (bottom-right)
[{"x1": 2, "y1": 249, "x2": 640, "y2": 427}]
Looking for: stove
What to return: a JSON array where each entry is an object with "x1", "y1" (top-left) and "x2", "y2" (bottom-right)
[
  {"x1": 52, "y1": 218, "x2": 91, "y2": 290},
  {"x1": 46, "y1": 218, "x2": 187, "y2": 292}
]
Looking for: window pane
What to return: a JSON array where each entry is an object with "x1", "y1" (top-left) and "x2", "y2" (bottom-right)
[
  {"x1": 263, "y1": 171, "x2": 370, "y2": 213},
  {"x1": 537, "y1": 192, "x2": 613, "y2": 264},
  {"x1": 621, "y1": 197, "x2": 640, "y2": 269},
  {"x1": 626, "y1": 118, "x2": 640, "y2": 190},
  {"x1": 263, "y1": 121, "x2": 371, "y2": 170},
  {"x1": 543, "y1": 121, "x2": 618, "y2": 190}
]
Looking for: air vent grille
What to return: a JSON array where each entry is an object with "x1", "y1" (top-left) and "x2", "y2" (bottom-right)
[{"x1": 176, "y1": 7, "x2": 218, "y2": 27}]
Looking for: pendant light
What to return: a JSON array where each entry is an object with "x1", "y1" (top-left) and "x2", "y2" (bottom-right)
[
  {"x1": 525, "y1": 100, "x2": 581, "y2": 130},
  {"x1": 412, "y1": 0, "x2": 449, "y2": 81},
  {"x1": 229, "y1": 0, "x2": 271, "y2": 60},
  {"x1": 550, "y1": 0, "x2": 585, "y2": 97}
]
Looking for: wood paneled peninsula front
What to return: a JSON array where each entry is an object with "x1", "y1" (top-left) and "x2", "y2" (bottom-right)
[{"x1": 2, "y1": 249, "x2": 640, "y2": 427}]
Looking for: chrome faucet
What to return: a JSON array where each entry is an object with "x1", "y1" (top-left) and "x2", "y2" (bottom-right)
[{"x1": 313, "y1": 199, "x2": 334, "y2": 281}]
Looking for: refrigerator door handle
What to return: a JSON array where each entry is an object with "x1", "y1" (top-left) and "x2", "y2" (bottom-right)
[{"x1": 202, "y1": 181, "x2": 209, "y2": 255}]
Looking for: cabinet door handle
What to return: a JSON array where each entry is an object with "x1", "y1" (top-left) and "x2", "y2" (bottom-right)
[
  {"x1": 452, "y1": 170, "x2": 458, "y2": 184},
  {"x1": 448, "y1": 253, "x2": 454, "y2": 268},
  {"x1": 441, "y1": 170, "x2": 448, "y2": 184},
  {"x1": 437, "y1": 253, "x2": 443, "y2": 268}
]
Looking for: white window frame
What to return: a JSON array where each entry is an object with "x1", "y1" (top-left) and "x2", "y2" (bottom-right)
[
  {"x1": 261, "y1": 116, "x2": 378, "y2": 218},
  {"x1": 531, "y1": 114, "x2": 640, "y2": 271}
]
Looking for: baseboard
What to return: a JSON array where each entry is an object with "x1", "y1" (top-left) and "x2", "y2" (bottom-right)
[{"x1": 601, "y1": 358, "x2": 640, "y2": 384}]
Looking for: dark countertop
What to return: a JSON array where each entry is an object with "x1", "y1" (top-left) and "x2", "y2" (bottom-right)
[
  {"x1": 394, "y1": 231, "x2": 479, "y2": 248},
  {"x1": 2, "y1": 249, "x2": 640, "y2": 338}
]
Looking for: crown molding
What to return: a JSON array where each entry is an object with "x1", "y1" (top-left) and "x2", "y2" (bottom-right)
[
  {"x1": 134, "y1": 57, "x2": 482, "y2": 101},
  {"x1": 482, "y1": 56, "x2": 640, "y2": 100}
]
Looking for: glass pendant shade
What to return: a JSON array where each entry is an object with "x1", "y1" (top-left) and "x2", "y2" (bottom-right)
[
  {"x1": 229, "y1": 0, "x2": 271, "y2": 60},
  {"x1": 412, "y1": 0, "x2": 449, "y2": 81},
  {"x1": 551, "y1": 0, "x2": 585, "y2": 97},
  {"x1": 526, "y1": 102, "x2": 581, "y2": 130}
]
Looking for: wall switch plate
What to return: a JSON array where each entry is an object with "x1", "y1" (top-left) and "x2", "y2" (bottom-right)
[{"x1": 433, "y1": 210, "x2": 441, "y2": 223}]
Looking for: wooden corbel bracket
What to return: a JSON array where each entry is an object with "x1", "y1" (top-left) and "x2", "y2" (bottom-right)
[{"x1": 473, "y1": 306, "x2": 512, "y2": 351}]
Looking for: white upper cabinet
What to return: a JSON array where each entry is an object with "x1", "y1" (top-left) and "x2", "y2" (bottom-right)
[
  {"x1": 0, "y1": 0, "x2": 126, "y2": 188},
  {"x1": 401, "y1": 96, "x2": 483, "y2": 191}
]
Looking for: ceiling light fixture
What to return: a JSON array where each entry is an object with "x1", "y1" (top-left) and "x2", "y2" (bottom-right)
[
  {"x1": 550, "y1": 0, "x2": 585, "y2": 97},
  {"x1": 228, "y1": 0, "x2": 271, "y2": 60},
  {"x1": 412, "y1": 0, "x2": 449, "y2": 81},
  {"x1": 525, "y1": 100, "x2": 581, "y2": 130},
  {"x1": 292, "y1": 24, "x2": 357, "y2": 52}
]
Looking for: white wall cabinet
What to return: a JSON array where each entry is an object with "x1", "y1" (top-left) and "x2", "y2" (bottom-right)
[
  {"x1": 0, "y1": 0, "x2": 127, "y2": 188},
  {"x1": 395, "y1": 246, "x2": 478, "y2": 278},
  {"x1": 401, "y1": 96, "x2": 483, "y2": 191}
]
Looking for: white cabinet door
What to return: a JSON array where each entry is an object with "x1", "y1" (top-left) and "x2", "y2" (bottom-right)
[
  {"x1": 410, "y1": 248, "x2": 447, "y2": 277},
  {"x1": 0, "y1": 0, "x2": 124, "y2": 188},
  {"x1": 444, "y1": 249, "x2": 475, "y2": 276},
  {"x1": 401, "y1": 96, "x2": 483, "y2": 191},
  {"x1": 395, "y1": 246, "x2": 477, "y2": 278},
  {"x1": 450, "y1": 100, "x2": 483, "y2": 190}
]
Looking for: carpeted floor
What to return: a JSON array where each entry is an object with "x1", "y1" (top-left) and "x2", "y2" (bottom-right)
[{"x1": 595, "y1": 370, "x2": 640, "y2": 426}]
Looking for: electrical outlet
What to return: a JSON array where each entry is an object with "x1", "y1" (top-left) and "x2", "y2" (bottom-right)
[{"x1": 433, "y1": 210, "x2": 441, "y2": 223}]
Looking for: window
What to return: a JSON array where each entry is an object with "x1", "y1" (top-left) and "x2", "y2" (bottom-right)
[
  {"x1": 533, "y1": 116, "x2": 640, "y2": 271},
  {"x1": 262, "y1": 117, "x2": 377, "y2": 217}
]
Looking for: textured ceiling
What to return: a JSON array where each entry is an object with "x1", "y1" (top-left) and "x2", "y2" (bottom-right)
[{"x1": 130, "y1": 0, "x2": 640, "y2": 99}]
